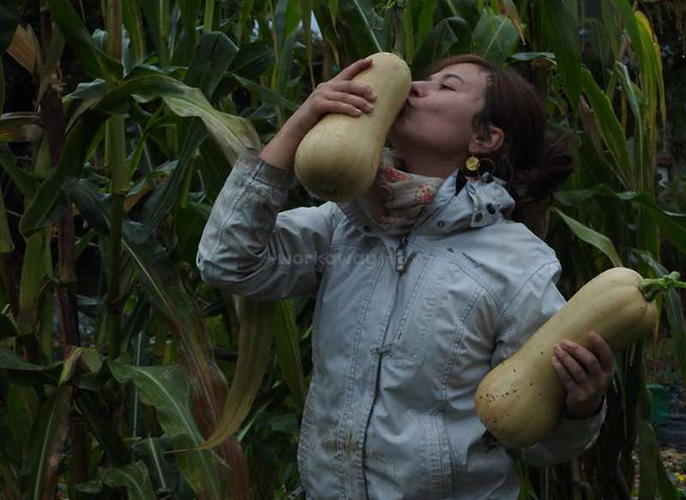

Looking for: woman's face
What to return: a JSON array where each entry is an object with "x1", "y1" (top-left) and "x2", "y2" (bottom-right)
[{"x1": 389, "y1": 62, "x2": 490, "y2": 156}]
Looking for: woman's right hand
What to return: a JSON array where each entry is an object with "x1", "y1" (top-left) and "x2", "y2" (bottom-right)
[{"x1": 284, "y1": 57, "x2": 378, "y2": 140}]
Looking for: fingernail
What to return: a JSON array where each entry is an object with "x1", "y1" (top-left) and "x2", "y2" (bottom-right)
[
  {"x1": 562, "y1": 340, "x2": 572, "y2": 347},
  {"x1": 371, "y1": 93, "x2": 377, "y2": 100},
  {"x1": 554, "y1": 344, "x2": 561, "y2": 352}
]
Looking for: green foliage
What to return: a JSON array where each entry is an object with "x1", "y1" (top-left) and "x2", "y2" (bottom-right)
[{"x1": 0, "y1": 0, "x2": 684, "y2": 499}]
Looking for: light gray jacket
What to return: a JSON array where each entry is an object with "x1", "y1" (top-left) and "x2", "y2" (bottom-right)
[{"x1": 196, "y1": 147, "x2": 607, "y2": 500}]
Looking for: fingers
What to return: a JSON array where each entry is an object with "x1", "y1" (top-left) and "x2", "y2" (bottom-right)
[
  {"x1": 331, "y1": 57, "x2": 374, "y2": 82},
  {"x1": 321, "y1": 80, "x2": 377, "y2": 102},
  {"x1": 550, "y1": 355, "x2": 576, "y2": 389},
  {"x1": 588, "y1": 332, "x2": 614, "y2": 373},
  {"x1": 551, "y1": 334, "x2": 614, "y2": 389},
  {"x1": 312, "y1": 82, "x2": 377, "y2": 117},
  {"x1": 551, "y1": 333, "x2": 615, "y2": 418},
  {"x1": 552, "y1": 343, "x2": 589, "y2": 385}
]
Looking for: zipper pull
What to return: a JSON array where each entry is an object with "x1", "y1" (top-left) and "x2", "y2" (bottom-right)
[
  {"x1": 395, "y1": 246, "x2": 406, "y2": 273},
  {"x1": 395, "y1": 234, "x2": 409, "y2": 273}
]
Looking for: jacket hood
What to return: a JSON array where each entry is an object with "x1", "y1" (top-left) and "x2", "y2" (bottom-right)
[{"x1": 335, "y1": 166, "x2": 517, "y2": 238}]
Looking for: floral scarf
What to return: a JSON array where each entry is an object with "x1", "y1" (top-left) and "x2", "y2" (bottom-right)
[{"x1": 356, "y1": 148, "x2": 446, "y2": 235}]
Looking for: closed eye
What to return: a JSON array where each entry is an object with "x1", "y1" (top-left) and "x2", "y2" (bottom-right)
[{"x1": 440, "y1": 85, "x2": 455, "y2": 91}]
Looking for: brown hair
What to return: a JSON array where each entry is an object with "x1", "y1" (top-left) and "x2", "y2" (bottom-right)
[{"x1": 428, "y1": 54, "x2": 576, "y2": 238}]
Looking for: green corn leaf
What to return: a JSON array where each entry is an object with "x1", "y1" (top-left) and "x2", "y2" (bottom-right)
[
  {"x1": 232, "y1": 73, "x2": 299, "y2": 112},
  {"x1": 108, "y1": 361, "x2": 223, "y2": 500},
  {"x1": 0, "y1": 0, "x2": 25, "y2": 54},
  {"x1": 0, "y1": 187, "x2": 13, "y2": 253},
  {"x1": 19, "y1": 385, "x2": 73, "y2": 500},
  {"x1": 58, "y1": 346, "x2": 102, "y2": 386},
  {"x1": 0, "y1": 59, "x2": 5, "y2": 112},
  {"x1": 122, "y1": 0, "x2": 146, "y2": 71},
  {"x1": 635, "y1": 11, "x2": 666, "y2": 191},
  {"x1": 634, "y1": 250, "x2": 686, "y2": 389},
  {"x1": 46, "y1": 0, "x2": 123, "y2": 81},
  {"x1": 554, "y1": 185, "x2": 686, "y2": 254},
  {"x1": 338, "y1": 0, "x2": 386, "y2": 55},
  {"x1": 0, "y1": 143, "x2": 38, "y2": 197},
  {"x1": 139, "y1": 0, "x2": 168, "y2": 66},
  {"x1": 197, "y1": 296, "x2": 276, "y2": 450},
  {"x1": 550, "y1": 207, "x2": 623, "y2": 268},
  {"x1": 416, "y1": 0, "x2": 439, "y2": 48},
  {"x1": 637, "y1": 418, "x2": 658, "y2": 499},
  {"x1": 101, "y1": 461, "x2": 158, "y2": 500},
  {"x1": 131, "y1": 437, "x2": 179, "y2": 496},
  {"x1": 539, "y1": 0, "x2": 582, "y2": 111},
  {"x1": 614, "y1": 60, "x2": 645, "y2": 176},
  {"x1": 226, "y1": 42, "x2": 274, "y2": 80},
  {"x1": 19, "y1": 112, "x2": 106, "y2": 236},
  {"x1": 64, "y1": 79, "x2": 115, "y2": 131},
  {"x1": 0, "y1": 347, "x2": 56, "y2": 373},
  {"x1": 274, "y1": 299, "x2": 306, "y2": 409},
  {"x1": 69, "y1": 179, "x2": 244, "y2": 491},
  {"x1": 17, "y1": 232, "x2": 44, "y2": 335},
  {"x1": 498, "y1": 0, "x2": 524, "y2": 44},
  {"x1": 0, "y1": 311, "x2": 18, "y2": 338},
  {"x1": 84, "y1": 72, "x2": 260, "y2": 164},
  {"x1": 236, "y1": 0, "x2": 256, "y2": 43},
  {"x1": 411, "y1": 16, "x2": 470, "y2": 79},
  {"x1": 186, "y1": 32, "x2": 238, "y2": 99},
  {"x1": 198, "y1": 140, "x2": 230, "y2": 203},
  {"x1": 73, "y1": 389, "x2": 131, "y2": 467},
  {"x1": 472, "y1": 8, "x2": 518, "y2": 65},
  {"x1": 172, "y1": 0, "x2": 202, "y2": 65},
  {"x1": 276, "y1": 31, "x2": 298, "y2": 99},
  {"x1": 5, "y1": 384, "x2": 38, "y2": 457},
  {"x1": 139, "y1": 124, "x2": 207, "y2": 230},
  {"x1": 299, "y1": 0, "x2": 315, "y2": 89},
  {"x1": 450, "y1": 0, "x2": 479, "y2": 29},
  {"x1": 579, "y1": 67, "x2": 633, "y2": 187},
  {"x1": 274, "y1": 0, "x2": 301, "y2": 52}
]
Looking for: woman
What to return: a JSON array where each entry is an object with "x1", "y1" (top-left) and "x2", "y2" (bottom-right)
[{"x1": 196, "y1": 54, "x2": 614, "y2": 500}]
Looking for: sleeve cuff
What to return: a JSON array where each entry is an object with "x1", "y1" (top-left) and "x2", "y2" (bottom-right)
[
  {"x1": 557, "y1": 395, "x2": 607, "y2": 436},
  {"x1": 238, "y1": 146, "x2": 298, "y2": 190}
]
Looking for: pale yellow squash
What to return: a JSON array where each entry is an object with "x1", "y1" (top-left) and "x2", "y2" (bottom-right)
[
  {"x1": 294, "y1": 52, "x2": 411, "y2": 201},
  {"x1": 474, "y1": 267, "x2": 658, "y2": 448}
]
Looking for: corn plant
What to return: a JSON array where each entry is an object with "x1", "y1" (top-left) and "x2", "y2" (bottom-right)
[{"x1": 0, "y1": 1, "x2": 684, "y2": 499}]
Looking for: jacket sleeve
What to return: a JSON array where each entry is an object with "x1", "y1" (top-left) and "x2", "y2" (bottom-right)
[
  {"x1": 491, "y1": 261, "x2": 607, "y2": 467},
  {"x1": 196, "y1": 146, "x2": 339, "y2": 300}
]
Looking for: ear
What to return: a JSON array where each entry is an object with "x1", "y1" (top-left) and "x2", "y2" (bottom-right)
[{"x1": 469, "y1": 124, "x2": 505, "y2": 155}]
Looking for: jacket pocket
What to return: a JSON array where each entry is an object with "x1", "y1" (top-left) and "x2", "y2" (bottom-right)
[{"x1": 424, "y1": 409, "x2": 455, "y2": 500}]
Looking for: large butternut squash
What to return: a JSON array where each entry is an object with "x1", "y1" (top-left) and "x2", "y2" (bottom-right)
[
  {"x1": 474, "y1": 267, "x2": 661, "y2": 448},
  {"x1": 294, "y1": 52, "x2": 411, "y2": 201}
]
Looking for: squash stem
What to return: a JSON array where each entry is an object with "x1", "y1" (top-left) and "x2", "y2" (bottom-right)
[{"x1": 639, "y1": 272, "x2": 686, "y2": 301}]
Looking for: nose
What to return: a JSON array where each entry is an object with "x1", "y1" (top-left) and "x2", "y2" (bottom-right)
[{"x1": 409, "y1": 80, "x2": 430, "y2": 98}]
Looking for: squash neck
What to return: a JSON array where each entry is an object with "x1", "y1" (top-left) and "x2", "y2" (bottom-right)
[{"x1": 639, "y1": 271, "x2": 686, "y2": 301}]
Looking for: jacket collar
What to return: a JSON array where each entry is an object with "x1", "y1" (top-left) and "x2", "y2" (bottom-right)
[{"x1": 335, "y1": 168, "x2": 516, "y2": 238}]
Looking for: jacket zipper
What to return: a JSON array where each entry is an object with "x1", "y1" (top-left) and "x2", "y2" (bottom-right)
[
  {"x1": 395, "y1": 233, "x2": 410, "y2": 273},
  {"x1": 373, "y1": 233, "x2": 412, "y2": 355}
]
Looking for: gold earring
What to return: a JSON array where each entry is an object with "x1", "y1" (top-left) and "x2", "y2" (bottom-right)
[{"x1": 465, "y1": 155, "x2": 479, "y2": 172}]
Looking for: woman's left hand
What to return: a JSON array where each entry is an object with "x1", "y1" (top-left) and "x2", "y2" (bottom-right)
[{"x1": 551, "y1": 332, "x2": 614, "y2": 419}]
